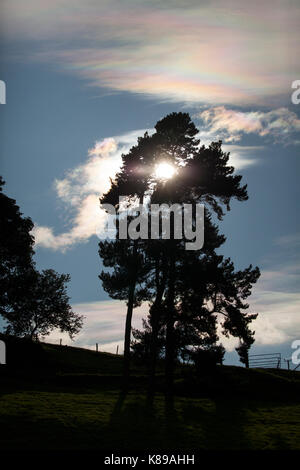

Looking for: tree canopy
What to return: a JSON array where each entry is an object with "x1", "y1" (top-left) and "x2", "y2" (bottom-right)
[{"x1": 4, "y1": 269, "x2": 83, "y2": 340}]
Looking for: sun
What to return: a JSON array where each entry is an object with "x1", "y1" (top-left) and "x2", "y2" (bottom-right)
[{"x1": 154, "y1": 162, "x2": 176, "y2": 180}]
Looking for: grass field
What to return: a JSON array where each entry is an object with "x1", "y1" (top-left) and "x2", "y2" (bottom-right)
[{"x1": 0, "y1": 339, "x2": 299, "y2": 451}]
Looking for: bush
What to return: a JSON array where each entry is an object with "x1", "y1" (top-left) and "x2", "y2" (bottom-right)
[{"x1": 193, "y1": 345, "x2": 225, "y2": 374}]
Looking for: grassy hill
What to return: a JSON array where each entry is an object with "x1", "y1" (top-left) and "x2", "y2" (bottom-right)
[{"x1": 0, "y1": 336, "x2": 299, "y2": 451}]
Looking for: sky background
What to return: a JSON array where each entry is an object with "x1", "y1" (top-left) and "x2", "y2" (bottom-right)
[{"x1": 0, "y1": 0, "x2": 299, "y2": 367}]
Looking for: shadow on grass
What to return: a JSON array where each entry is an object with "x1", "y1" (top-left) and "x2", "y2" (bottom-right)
[
  {"x1": 181, "y1": 398, "x2": 250, "y2": 450},
  {"x1": 105, "y1": 393, "x2": 260, "y2": 450},
  {"x1": 104, "y1": 390, "x2": 187, "y2": 451}
]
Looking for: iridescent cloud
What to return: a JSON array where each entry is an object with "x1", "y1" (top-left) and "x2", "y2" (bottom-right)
[{"x1": 1, "y1": 0, "x2": 299, "y2": 106}]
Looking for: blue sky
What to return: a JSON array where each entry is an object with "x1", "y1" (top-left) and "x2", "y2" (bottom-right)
[{"x1": 0, "y1": 0, "x2": 300, "y2": 366}]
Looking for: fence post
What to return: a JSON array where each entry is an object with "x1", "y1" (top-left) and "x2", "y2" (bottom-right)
[
  {"x1": 96, "y1": 343, "x2": 98, "y2": 353},
  {"x1": 245, "y1": 353, "x2": 249, "y2": 369},
  {"x1": 277, "y1": 354, "x2": 281, "y2": 369}
]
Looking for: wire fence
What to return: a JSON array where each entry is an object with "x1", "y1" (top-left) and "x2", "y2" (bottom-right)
[{"x1": 248, "y1": 352, "x2": 281, "y2": 369}]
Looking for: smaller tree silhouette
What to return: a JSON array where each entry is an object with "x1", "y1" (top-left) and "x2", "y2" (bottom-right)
[
  {"x1": 3, "y1": 269, "x2": 83, "y2": 340},
  {"x1": 0, "y1": 177, "x2": 83, "y2": 341},
  {"x1": 235, "y1": 340, "x2": 251, "y2": 368}
]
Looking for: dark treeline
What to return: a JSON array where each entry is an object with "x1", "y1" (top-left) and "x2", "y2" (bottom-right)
[{"x1": 99, "y1": 112, "x2": 260, "y2": 395}]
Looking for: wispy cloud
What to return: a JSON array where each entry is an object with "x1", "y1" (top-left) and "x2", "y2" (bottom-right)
[
  {"x1": 32, "y1": 129, "x2": 147, "y2": 251},
  {"x1": 197, "y1": 107, "x2": 300, "y2": 144},
  {"x1": 246, "y1": 284, "x2": 300, "y2": 347},
  {"x1": 234, "y1": 240, "x2": 300, "y2": 350},
  {"x1": 274, "y1": 232, "x2": 300, "y2": 249},
  {"x1": 222, "y1": 145, "x2": 262, "y2": 169},
  {"x1": 45, "y1": 300, "x2": 148, "y2": 354},
  {"x1": 217, "y1": 231, "x2": 300, "y2": 352},
  {"x1": 219, "y1": 270, "x2": 300, "y2": 352},
  {"x1": 46, "y1": 261, "x2": 300, "y2": 354},
  {"x1": 2, "y1": 0, "x2": 299, "y2": 106}
]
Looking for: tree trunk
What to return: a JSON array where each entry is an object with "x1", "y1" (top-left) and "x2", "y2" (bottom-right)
[
  {"x1": 148, "y1": 260, "x2": 166, "y2": 397},
  {"x1": 165, "y1": 310, "x2": 175, "y2": 394},
  {"x1": 30, "y1": 323, "x2": 38, "y2": 341},
  {"x1": 122, "y1": 239, "x2": 138, "y2": 390},
  {"x1": 122, "y1": 192, "x2": 145, "y2": 389},
  {"x1": 123, "y1": 280, "x2": 136, "y2": 389},
  {"x1": 165, "y1": 252, "x2": 175, "y2": 395},
  {"x1": 148, "y1": 303, "x2": 161, "y2": 397},
  {"x1": 245, "y1": 350, "x2": 249, "y2": 369}
]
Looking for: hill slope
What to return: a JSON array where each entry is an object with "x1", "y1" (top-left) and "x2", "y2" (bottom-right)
[{"x1": 0, "y1": 335, "x2": 299, "y2": 450}]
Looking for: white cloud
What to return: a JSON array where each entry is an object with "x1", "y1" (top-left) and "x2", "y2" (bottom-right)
[
  {"x1": 221, "y1": 242, "x2": 300, "y2": 351},
  {"x1": 196, "y1": 127, "x2": 263, "y2": 169},
  {"x1": 32, "y1": 129, "x2": 148, "y2": 251},
  {"x1": 197, "y1": 107, "x2": 300, "y2": 144},
  {"x1": 220, "y1": 144, "x2": 262, "y2": 170},
  {"x1": 220, "y1": 284, "x2": 300, "y2": 352}
]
